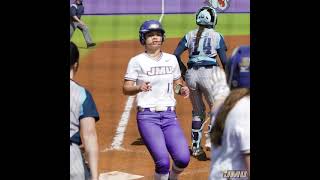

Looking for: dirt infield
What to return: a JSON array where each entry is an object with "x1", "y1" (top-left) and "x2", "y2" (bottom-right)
[{"x1": 74, "y1": 36, "x2": 249, "y2": 179}]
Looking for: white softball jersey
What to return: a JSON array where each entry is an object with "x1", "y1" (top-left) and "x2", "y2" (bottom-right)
[{"x1": 124, "y1": 52, "x2": 181, "y2": 108}]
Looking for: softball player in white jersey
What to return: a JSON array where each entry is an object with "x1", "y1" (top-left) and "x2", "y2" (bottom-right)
[
  {"x1": 123, "y1": 20, "x2": 190, "y2": 180},
  {"x1": 210, "y1": 88, "x2": 250, "y2": 180},
  {"x1": 70, "y1": 41, "x2": 100, "y2": 180},
  {"x1": 174, "y1": 6, "x2": 230, "y2": 159}
]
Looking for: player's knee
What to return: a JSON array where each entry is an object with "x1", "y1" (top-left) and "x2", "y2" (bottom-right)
[
  {"x1": 155, "y1": 158, "x2": 170, "y2": 174},
  {"x1": 173, "y1": 153, "x2": 190, "y2": 169}
]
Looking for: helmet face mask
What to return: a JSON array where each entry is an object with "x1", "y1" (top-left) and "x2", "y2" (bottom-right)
[
  {"x1": 139, "y1": 20, "x2": 165, "y2": 45},
  {"x1": 196, "y1": 6, "x2": 217, "y2": 28}
]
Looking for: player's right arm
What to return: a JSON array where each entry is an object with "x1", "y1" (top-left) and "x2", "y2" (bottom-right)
[
  {"x1": 123, "y1": 58, "x2": 151, "y2": 95},
  {"x1": 123, "y1": 80, "x2": 151, "y2": 96},
  {"x1": 79, "y1": 90, "x2": 100, "y2": 180},
  {"x1": 80, "y1": 117, "x2": 99, "y2": 180}
]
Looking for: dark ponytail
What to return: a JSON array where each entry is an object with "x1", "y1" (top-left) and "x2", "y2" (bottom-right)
[{"x1": 194, "y1": 26, "x2": 205, "y2": 53}]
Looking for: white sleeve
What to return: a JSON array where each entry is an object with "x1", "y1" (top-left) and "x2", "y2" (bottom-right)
[
  {"x1": 124, "y1": 58, "x2": 139, "y2": 81},
  {"x1": 235, "y1": 99, "x2": 250, "y2": 154},
  {"x1": 172, "y1": 56, "x2": 181, "y2": 80}
]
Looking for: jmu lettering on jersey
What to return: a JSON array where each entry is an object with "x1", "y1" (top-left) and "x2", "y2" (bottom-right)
[{"x1": 147, "y1": 66, "x2": 173, "y2": 76}]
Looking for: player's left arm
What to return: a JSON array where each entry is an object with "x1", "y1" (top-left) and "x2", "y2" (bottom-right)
[
  {"x1": 80, "y1": 117, "x2": 99, "y2": 180},
  {"x1": 226, "y1": 53, "x2": 235, "y2": 85},
  {"x1": 216, "y1": 34, "x2": 228, "y2": 71},
  {"x1": 172, "y1": 55, "x2": 189, "y2": 98},
  {"x1": 173, "y1": 78, "x2": 189, "y2": 98}
]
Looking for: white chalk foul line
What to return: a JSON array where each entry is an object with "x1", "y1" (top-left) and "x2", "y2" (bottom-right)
[
  {"x1": 99, "y1": 171, "x2": 144, "y2": 180},
  {"x1": 103, "y1": 96, "x2": 135, "y2": 152}
]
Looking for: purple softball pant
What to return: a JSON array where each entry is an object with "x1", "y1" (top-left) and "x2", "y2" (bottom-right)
[{"x1": 137, "y1": 108, "x2": 190, "y2": 174}]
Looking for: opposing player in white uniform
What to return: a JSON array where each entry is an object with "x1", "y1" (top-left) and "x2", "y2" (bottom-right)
[
  {"x1": 174, "y1": 6, "x2": 230, "y2": 159},
  {"x1": 123, "y1": 20, "x2": 190, "y2": 180},
  {"x1": 210, "y1": 88, "x2": 250, "y2": 180},
  {"x1": 70, "y1": 41, "x2": 99, "y2": 180}
]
